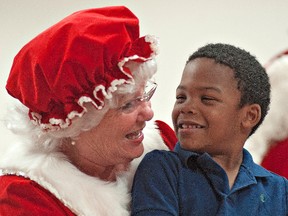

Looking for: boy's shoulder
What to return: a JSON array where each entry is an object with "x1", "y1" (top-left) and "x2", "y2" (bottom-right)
[
  {"x1": 244, "y1": 149, "x2": 288, "y2": 183},
  {"x1": 141, "y1": 149, "x2": 182, "y2": 169},
  {"x1": 261, "y1": 168, "x2": 288, "y2": 184},
  {"x1": 248, "y1": 158, "x2": 288, "y2": 186},
  {"x1": 145, "y1": 149, "x2": 179, "y2": 160}
]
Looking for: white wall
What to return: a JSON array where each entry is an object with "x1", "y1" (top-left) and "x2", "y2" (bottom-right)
[{"x1": 1, "y1": 0, "x2": 288, "y2": 146}]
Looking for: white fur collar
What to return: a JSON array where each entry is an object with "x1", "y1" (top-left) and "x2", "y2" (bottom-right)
[{"x1": 0, "y1": 121, "x2": 168, "y2": 216}]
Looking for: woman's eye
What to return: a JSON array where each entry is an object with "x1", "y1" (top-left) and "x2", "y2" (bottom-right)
[
  {"x1": 202, "y1": 96, "x2": 212, "y2": 100},
  {"x1": 121, "y1": 101, "x2": 134, "y2": 111}
]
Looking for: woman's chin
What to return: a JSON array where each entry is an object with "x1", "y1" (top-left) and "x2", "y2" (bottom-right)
[{"x1": 129, "y1": 143, "x2": 145, "y2": 160}]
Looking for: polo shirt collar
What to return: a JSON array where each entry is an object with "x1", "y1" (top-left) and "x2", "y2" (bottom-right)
[{"x1": 174, "y1": 142, "x2": 273, "y2": 179}]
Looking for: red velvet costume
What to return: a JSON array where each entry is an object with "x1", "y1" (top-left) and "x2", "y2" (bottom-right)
[{"x1": 0, "y1": 176, "x2": 75, "y2": 215}]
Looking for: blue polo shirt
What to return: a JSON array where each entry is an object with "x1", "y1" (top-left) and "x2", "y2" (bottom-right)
[{"x1": 131, "y1": 143, "x2": 288, "y2": 215}]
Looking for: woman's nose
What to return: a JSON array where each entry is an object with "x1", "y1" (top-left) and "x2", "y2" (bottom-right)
[{"x1": 138, "y1": 101, "x2": 154, "y2": 121}]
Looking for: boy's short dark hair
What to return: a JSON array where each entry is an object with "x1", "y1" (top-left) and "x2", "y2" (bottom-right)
[{"x1": 187, "y1": 43, "x2": 271, "y2": 136}]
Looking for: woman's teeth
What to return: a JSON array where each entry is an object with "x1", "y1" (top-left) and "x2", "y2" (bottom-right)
[{"x1": 126, "y1": 131, "x2": 141, "y2": 139}]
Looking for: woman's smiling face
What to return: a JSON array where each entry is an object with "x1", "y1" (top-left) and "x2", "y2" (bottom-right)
[{"x1": 71, "y1": 83, "x2": 155, "y2": 177}]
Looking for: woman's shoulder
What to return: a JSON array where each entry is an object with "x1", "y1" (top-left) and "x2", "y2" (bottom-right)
[
  {"x1": 0, "y1": 175, "x2": 75, "y2": 216},
  {"x1": 0, "y1": 175, "x2": 39, "y2": 192}
]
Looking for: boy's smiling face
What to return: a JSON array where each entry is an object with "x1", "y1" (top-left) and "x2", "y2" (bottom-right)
[{"x1": 172, "y1": 57, "x2": 248, "y2": 156}]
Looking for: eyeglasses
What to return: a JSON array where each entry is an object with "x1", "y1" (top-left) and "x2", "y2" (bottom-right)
[{"x1": 118, "y1": 80, "x2": 157, "y2": 114}]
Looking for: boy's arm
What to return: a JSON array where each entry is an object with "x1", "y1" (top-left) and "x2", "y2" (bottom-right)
[{"x1": 131, "y1": 150, "x2": 179, "y2": 216}]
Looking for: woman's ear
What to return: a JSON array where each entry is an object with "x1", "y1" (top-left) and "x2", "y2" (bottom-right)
[{"x1": 241, "y1": 104, "x2": 261, "y2": 129}]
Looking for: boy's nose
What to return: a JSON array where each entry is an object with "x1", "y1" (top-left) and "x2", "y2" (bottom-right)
[{"x1": 178, "y1": 101, "x2": 199, "y2": 115}]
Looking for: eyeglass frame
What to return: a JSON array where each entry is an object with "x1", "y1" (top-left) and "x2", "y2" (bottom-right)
[{"x1": 117, "y1": 80, "x2": 157, "y2": 114}]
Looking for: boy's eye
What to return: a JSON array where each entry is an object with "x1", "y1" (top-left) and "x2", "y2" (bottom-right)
[
  {"x1": 201, "y1": 96, "x2": 216, "y2": 103},
  {"x1": 176, "y1": 95, "x2": 186, "y2": 103}
]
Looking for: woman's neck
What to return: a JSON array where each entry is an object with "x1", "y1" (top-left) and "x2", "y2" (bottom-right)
[
  {"x1": 76, "y1": 157, "x2": 130, "y2": 181},
  {"x1": 60, "y1": 140, "x2": 130, "y2": 181}
]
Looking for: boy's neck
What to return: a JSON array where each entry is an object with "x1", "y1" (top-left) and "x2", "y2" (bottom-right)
[{"x1": 212, "y1": 151, "x2": 243, "y2": 189}]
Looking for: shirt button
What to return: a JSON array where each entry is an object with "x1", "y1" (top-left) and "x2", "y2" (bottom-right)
[
  {"x1": 187, "y1": 155, "x2": 198, "y2": 170},
  {"x1": 259, "y1": 193, "x2": 266, "y2": 202}
]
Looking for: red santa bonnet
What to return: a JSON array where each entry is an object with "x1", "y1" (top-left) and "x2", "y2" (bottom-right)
[
  {"x1": 246, "y1": 50, "x2": 288, "y2": 177},
  {"x1": 6, "y1": 6, "x2": 159, "y2": 131}
]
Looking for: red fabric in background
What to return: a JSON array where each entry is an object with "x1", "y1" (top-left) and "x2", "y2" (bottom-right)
[
  {"x1": 155, "y1": 120, "x2": 177, "y2": 150},
  {"x1": 261, "y1": 138, "x2": 288, "y2": 179}
]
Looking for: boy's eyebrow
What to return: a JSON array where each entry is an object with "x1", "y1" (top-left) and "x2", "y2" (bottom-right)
[
  {"x1": 176, "y1": 85, "x2": 221, "y2": 93},
  {"x1": 201, "y1": 86, "x2": 221, "y2": 93}
]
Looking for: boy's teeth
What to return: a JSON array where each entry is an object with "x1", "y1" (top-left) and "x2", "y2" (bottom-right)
[{"x1": 182, "y1": 124, "x2": 201, "y2": 129}]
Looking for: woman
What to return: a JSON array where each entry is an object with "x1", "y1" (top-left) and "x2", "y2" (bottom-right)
[{"x1": 0, "y1": 6, "x2": 177, "y2": 215}]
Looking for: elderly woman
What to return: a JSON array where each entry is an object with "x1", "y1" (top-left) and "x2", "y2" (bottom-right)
[{"x1": 0, "y1": 6, "x2": 176, "y2": 215}]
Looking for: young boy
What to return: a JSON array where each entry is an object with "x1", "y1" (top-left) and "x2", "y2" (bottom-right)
[{"x1": 131, "y1": 43, "x2": 288, "y2": 215}]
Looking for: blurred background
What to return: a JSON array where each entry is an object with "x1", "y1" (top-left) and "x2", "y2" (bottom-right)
[{"x1": 1, "y1": 0, "x2": 288, "y2": 153}]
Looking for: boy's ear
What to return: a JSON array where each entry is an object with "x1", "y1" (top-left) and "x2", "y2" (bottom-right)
[{"x1": 241, "y1": 104, "x2": 261, "y2": 129}]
